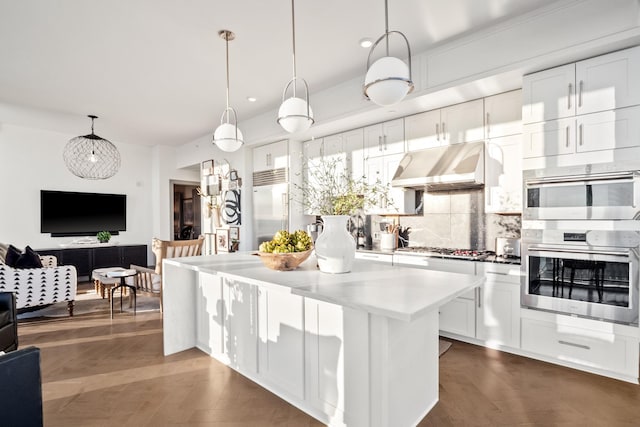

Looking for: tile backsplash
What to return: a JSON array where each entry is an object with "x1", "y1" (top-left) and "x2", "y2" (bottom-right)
[{"x1": 370, "y1": 189, "x2": 521, "y2": 251}]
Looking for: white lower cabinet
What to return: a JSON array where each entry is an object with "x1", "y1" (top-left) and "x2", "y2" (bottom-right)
[
  {"x1": 305, "y1": 298, "x2": 370, "y2": 426},
  {"x1": 439, "y1": 294, "x2": 476, "y2": 337},
  {"x1": 196, "y1": 272, "x2": 225, "y2": 357},
  {"x1": 257, "y1": 285, "x2": 305, "y2": 400},
  {"x1": 521, "y1": 309, "x2": 639, "y2": 381},
  {"x1": 393, "y1": 256, "x2": 478, "y2": 338},
  {"x1": 476, "y1": 264, "x2": 521, "y2": 349},
  {"x1": 355, "y1": 251, "x2": 393, "y2": 263},
  {"x1": 223, "y1": 279, "x2": 258, "y2": 374}
]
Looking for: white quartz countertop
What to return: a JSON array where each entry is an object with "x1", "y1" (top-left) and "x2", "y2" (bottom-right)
[{"x1": 164, "y1": 252, "x2": 485, "y2": 322}]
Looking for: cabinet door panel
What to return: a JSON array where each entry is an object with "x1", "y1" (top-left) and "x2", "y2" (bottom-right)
[
  {"x1": 484, "y1": 89, "x2": 523, "y2": 138},
  {"x1": 254, "y1": 140, "x2": 288, "y2": 172},
  {"x1": 577, "y1": 106, "x2": 640, "y2": 153},
  {"x1": 258, "y1": 287, "x2": 304, "y2": 399},
  {"x1": 441, "y1": 99, "x2": 485, "y2": 144},
  {"x1": 522, "y1": 63, "x2": 575, "y2": 124},
  {"x1": 343, "y1": 128, "x2": 365, "y2": 179},
  {"x1": 59, "y1": 249, "x2": 92, "y2": 276},
  {"x1": 364, "y1": 119, "x2": 404, "y2": 158},
  {"x1": 523, "y1": 118, "x2": 575, "y2": 158},
  {"x1": 197, "y1": 273, "x2": 225, "y2": 356},
  {"x1": 576, "y1": 46, "x2": 640, "y2": 115},
  {"x1": 485, "y1": 135, "x2": 523, "y2": 213},
  {"x1": 476, "y1": 281, "x2": 520, "y2": 348},
  {"x1": 224, "y1": 280, "x2": 257, "y2": 373},
  {"x1": 405, "y1": 109, "x2": 442, "y2": 151},
  {"x1": 92, "y1": 247, "x2": 121, "y2": 269},
  {"x1": 439, "y1": 297, "x2": 476, "y2": 337},
  {"x1": 381, "y1": 118, "x2": 405, "y2": 155},
  {"x1": 122, "y1": 245, "x2": 147, "y2": 267}
]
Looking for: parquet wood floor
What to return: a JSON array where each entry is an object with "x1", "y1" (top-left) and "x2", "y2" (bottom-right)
[{"x1": 17, "y1": 286, "x2": 640, "y2": 426}]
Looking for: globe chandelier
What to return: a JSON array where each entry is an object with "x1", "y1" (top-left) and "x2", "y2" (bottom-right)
[
  {"x1": 213, "y1": 30, "x2": 244, "y2": 152},
  {"x1": 63, "y1": 115, "x2": 121, "y2": 179},
  {"x1": 277, "y1": 0, "x2": 314, "y2": 133},
  {"x1": 363, "y1": 0, "x2": 414, "y2": 106}
]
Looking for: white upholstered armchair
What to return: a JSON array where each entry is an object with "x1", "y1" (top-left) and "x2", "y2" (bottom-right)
[{"x1": 0, "y1": 255, "x2": 77, "y2": 316}]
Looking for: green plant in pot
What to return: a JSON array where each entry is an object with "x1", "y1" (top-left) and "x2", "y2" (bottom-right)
[{"x1": 96, "y1": 231, "x2": 111, "y2": 243}]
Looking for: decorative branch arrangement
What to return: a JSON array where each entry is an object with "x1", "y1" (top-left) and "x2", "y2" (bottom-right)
[{"x1": 293, "y1": 156, "x2": 394, "y2": 215}]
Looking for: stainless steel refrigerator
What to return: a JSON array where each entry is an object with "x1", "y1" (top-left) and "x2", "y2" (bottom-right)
[{"x1": 252, "y1": 177, "x2": 289, "y2": 250}]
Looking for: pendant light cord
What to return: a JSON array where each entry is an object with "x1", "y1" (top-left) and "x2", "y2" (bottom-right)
[
  {"x1": 384, "y1": 0, "x2": 390, "y2": 56},
  {"x1": 224, "y1": 32, "x2": 231, "y2": 119},
  {"x1": 291, "y1": 0, "x2": 297, "y2": 97}
]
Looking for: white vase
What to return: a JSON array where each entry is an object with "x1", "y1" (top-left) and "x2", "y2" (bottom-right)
[{"x1": 315, "y1": 215, "x2": 356, "y2": 274}]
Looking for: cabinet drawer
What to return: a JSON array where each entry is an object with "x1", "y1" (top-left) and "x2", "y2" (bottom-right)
[
  {"x1": 521, "y1": 317, "x2": 638, "y2": 377},
  {"x1": 355, "y1": 252, "x2": 393, "y2": 263},
  {"x1": 440, "y1": 297, "x2": 475, "y2": 337}
]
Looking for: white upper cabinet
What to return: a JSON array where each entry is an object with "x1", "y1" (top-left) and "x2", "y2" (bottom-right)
[
  {"x1": 405, "y1": 109, "x2": 442, "y2": 151},
  {"x1": 576, "y1": 46, "x2": 640, "y2": 115},
  {"x1": 363, "y1": 119, "x2": 405, "y2": 158},
  {"x1": 484, "y1": 89, "x2": 523, "y2": 138},
  {"x1": 253, "y1": 140, "x2": 288, "y2": 173},
  {"x1": 485, "y1": 134, "x2": 523, "y2": 213},
  {"x1": 343, "y1": 128, "x2": 365, "y2": 180},
  {"x1": 523, "y1": 46, "x2": 640, "y2": 124},
  {"x1": 523, "y1": 106, "x2": 640, "y2": 160},
  {"x1": 522, "y1": 117, "x2": 576, "y2": 158},
  {"x1": 405, "y1": 99, "x2": 484, "y2": 151},
  {"x1": 442, "y1": 98, "x2": 485, "y2": 145},
  {"x1": 522, "y1": 63, "x2": 575, "y2": 124}
]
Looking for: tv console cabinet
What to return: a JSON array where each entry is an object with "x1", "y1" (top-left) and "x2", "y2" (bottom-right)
[{"x1": 36, "y1": 245, "x2": 147, "y2": 279}]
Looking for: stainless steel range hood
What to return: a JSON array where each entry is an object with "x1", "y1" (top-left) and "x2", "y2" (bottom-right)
[{"x1": 391, "y1": 141, "x2": 484, "y2": 190}]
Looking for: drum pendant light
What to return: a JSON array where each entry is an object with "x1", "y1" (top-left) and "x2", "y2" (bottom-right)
[
  {"x1": 277, "y1": 0, "x2": 314, "y2": 133},
  {"x1": 213, "y1": 30, "x2": 244, "y2": 152},
  {"x1": 63, "y1": 115, "x2": 121, "y2": 179},
  {"x1": 363, "y1": 0, "x2": 414, "y2": 106}
]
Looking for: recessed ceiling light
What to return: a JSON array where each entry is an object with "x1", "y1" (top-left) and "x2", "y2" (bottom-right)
[
  {"x1": 247, "y1": 97, "x2": 257, "y2": 102},
  {"x1": 359, "y1": 38, "x2": 373, "y2": 48}
]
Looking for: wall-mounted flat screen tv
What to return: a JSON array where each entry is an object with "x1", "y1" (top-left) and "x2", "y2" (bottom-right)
[{"x1": 41, "y1": 190, "x2": 127, "y2": 237}]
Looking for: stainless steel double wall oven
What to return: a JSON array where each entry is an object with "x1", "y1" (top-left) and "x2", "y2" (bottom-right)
[{"x1": 522, "y1": 163, "x2": 640, "y2": 325}]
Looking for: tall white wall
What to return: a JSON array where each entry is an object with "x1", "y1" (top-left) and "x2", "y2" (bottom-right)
[{"x1": 0, "y1": 121, "x2": 198, "y2": 264}]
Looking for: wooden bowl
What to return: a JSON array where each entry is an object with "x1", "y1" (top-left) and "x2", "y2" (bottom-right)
[{"x1": 256, "y1": 249, "x2": 313, "y2": 271}]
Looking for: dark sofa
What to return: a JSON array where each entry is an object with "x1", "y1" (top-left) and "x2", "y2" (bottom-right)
[{"x1": 0, "y1": 291, "x2": 18, "y2": 353}]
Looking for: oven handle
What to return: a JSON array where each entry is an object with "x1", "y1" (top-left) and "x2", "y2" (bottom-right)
[
  {"x1": 526, "y1": 245, "x2": 630, "y2": 258},
  {"x1": 525, "y1": 171, "x2": 637, "y2": 186}
]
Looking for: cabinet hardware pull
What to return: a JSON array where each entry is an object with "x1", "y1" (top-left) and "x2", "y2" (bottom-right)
[
  {"x1": 568, "y1": 83, "x2": 572, "y2": 109},
  {"x1": 436, "y1": 123, "x2": 439, "y2": 141},
  {"x1": 566, "y1": 126, "x2": 570, "y2": 147},
  {"x1": 579, "y1": 80, "x2": 583, "y2": 107},
  {"x1": 378, "y1": 135, "x2": 382, "y2": 151},
  {"x1": 579, "y1": 123, "x2": 583, "y2": 146},
  {"x1": 486, "y1": 271, "x2": 508, "y2": 276},
  {"x1": 476, "y1": 287, "x2": 482, "y2": 308},
  {"x1": 442, "y1": 122, "x2": 446, "y2": 138},
  {"x1": 383, "y1": 135, "x2": 387, "y2": 150},
  {"x1": 558, "y1": 340, "x2": 590, "y2": 350}
]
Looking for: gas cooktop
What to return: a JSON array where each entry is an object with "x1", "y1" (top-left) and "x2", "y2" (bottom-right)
[{"x1": 395, "y1": 246, "x2": 494, "y2": 260}]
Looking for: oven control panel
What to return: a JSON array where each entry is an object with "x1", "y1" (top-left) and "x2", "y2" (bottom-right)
[{"x1": 586, "y1": 230, "x2": 640, "y2": 247}]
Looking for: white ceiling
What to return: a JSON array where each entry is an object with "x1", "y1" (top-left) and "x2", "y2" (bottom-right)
[{"x1": 0, "y1": 0, "x2": 561, "y2": 146}]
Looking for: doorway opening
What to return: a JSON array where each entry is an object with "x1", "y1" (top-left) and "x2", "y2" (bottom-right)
[{"x1": 172, "y1": 182, "x2": 201, "y2": 240}]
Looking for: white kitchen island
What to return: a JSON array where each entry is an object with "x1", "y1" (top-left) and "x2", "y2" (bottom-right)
[{"x1": 162, "y1": 253, "x2": 484, "y2": 427}]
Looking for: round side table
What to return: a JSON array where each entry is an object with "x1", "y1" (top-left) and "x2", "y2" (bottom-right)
[{"x1": 106, "y1": 269, "x2": 138, "y2": 319}]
